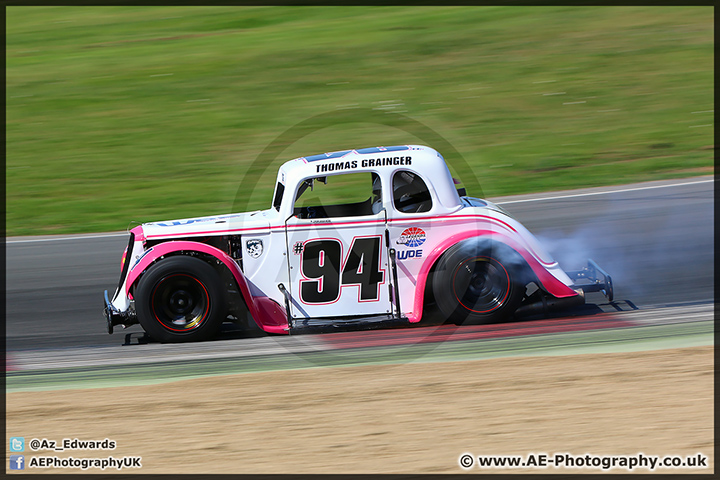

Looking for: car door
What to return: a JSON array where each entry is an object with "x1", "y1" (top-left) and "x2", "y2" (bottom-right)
[
  {"x1": 385, "y1": 169, "x2": 437, "y2": 318},
  {"x1": 284, "y1": 173, "x2": 393, "y2": 320}
]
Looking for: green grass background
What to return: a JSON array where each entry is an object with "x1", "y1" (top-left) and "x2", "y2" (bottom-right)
[{"x1": 6, "y1": 6, "x2": 714, "y2": 236}]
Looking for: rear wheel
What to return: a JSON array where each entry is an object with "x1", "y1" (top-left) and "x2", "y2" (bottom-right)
[
  {"x1": 432, "y1": 240, "x2": 525, "y2": 325},
  {"x1": 135, "y1": 256, "x2": 226, "y2": 342}
]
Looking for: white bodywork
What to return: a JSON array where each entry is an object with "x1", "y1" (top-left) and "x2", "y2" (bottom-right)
[{"x1": 109, "y1": 145, "x2": 576, "y2": 330}]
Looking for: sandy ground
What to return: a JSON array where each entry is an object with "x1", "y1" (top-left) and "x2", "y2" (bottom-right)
[{"x1": 6, "y1": 345, "x2": 713, "y2": 474}]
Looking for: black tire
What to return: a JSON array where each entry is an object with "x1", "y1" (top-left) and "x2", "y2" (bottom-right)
[
  {"x1": 432, "y1": 239, "x2": 526, "y2": 325},
  {"x1": 135, "y1": 256, "x2": 226, "y2": 342}
]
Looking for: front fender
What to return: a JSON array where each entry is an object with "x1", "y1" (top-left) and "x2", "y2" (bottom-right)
[
  {"x1": 408, "y1": 230, "x2": 579, "y2": 322},
  {"x1": 126, "y1": 241, "x2": 288, "y2": 334}
]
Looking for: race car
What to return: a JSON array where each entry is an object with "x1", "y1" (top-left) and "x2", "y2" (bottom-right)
[{"x1": 104, "y1": 145, "x2": 612, "y2": 342}]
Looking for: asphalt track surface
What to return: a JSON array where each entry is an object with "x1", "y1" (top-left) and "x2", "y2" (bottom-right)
[{"x1": 5, "y1": 176, "x2": 714, "y2": 381}]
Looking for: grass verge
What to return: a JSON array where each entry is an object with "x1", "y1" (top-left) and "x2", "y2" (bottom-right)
[{"x1": 6, "y1": 6, "x2": 713, "y2": 235}]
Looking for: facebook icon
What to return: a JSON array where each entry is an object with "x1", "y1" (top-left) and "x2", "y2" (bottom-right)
[{"x1": 10, "y1": 455, "x2": 25, "y2": 470}]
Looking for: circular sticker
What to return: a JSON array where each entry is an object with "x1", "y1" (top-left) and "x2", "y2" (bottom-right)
[{"x1": 398, "y1": 227, "x2": 426, "y2": 247}]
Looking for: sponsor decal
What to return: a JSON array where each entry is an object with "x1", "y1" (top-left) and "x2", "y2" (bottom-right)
[
  {"x1": 304, "y1": 150, "x2": 353, "y2": 162},
  {"x1": 305, "y1": 146, "x2": 410, "y2": 164},
  {"x1": 155, "y1": 214, "x2": 237, "y2": 227},
  {"x1": 397, "y1": 249, "x2": 423, "y2": 260},
  {"x1": 355, "y1": 146, "x2": 410, "y2": 154},
  {"x1": 246, "y1": 239, "x2": 263, "y2": 259},
  {"x1": 156, "y1": 219, "x2": 204, "y2": 227},
  {"x1": 397, "y1": 227, "x2": 426, "y2": 247},
  {"x1": 132, "y1": 247, "x2": 154, "y2": 268}
]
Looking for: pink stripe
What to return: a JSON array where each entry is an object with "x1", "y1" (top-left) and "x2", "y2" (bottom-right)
[{"x1": 389, "y1": 214, "x2": 517, "y2": 233}]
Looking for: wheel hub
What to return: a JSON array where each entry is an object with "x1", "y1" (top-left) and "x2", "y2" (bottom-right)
[
  {"x1": 151, "y1": 274, "x2": 209, "y2": 331},
  {"x1": 453, "y1": 257, "x2": 510, "y2": 313},
  {"x1": 169, "y1": 290, "x2": 194, "y2": 315}
]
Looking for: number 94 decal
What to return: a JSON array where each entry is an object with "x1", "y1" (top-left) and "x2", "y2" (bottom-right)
[{"x1": 298, "y1": 236, "x2": 385, "y2": 304}]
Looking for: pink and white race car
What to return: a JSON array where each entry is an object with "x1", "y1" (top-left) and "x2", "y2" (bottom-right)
[{"x1": 104, "y1": 145, "x2": 612, "y2": 342}]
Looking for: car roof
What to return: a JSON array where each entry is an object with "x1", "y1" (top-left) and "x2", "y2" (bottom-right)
[
  {"x1": 279, "y1": 144, "x2": 445, "y2": 180},
  {"x1": 276, "y1": 145, "x2": 462, "y2": 211}
]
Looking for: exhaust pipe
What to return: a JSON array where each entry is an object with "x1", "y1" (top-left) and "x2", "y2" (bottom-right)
[{"x1": 514, "y1": 289, "x2": 585, "y2": 318}]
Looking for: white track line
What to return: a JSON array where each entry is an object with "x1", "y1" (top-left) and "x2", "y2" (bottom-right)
[
  {"x1": 6, "y1": 232, "x2": 129, "y2": 244},
  {"x1": 495, "y1": 178, "x2": 713, "y2": 205},
  {"x1": 6, "y1": 178, "x2": 713, "y2": 244}
]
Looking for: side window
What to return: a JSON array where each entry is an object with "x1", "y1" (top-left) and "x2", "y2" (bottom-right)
[
  {"x1": 392, "y1": 171, "x2": 432, "y2": 213},
  {"x1": 272, "y1": 182, "x2": 285, "y2": 211},
  {"x1": 293, "y1": 172, "x2": 382, "y2": 219}
]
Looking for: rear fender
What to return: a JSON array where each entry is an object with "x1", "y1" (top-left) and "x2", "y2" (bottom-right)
[
  {"x1": 126, "y1": 241, "x2": 288, "y2": 334},
  {"x1": 409, "y1": 230, "x2": 579, "y2": 322}
]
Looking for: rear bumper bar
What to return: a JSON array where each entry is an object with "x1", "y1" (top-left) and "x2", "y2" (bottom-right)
[
  {"x1": 514, "y1": 259, "x2": 612, "y2": 318},
  {"x1": 104, "y1": 290, "x2": 137, "y2": 334},
  {"x1": 566, "y1": 258, "x2": 614, "y2": 301}
]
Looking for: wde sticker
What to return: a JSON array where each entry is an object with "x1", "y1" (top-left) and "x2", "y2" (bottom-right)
[{"x1": 397, "y1": 227, "x2": 425, "y2": 260}]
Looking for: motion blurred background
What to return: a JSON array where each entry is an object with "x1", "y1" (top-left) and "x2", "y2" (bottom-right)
[{"x1": 6, "y1": 6, "x2": 713, "y2": 236}]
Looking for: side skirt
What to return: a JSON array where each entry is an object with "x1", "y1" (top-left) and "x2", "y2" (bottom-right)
[{"x1": 289, "y1": 314, "x2": 410, "y2": 334}]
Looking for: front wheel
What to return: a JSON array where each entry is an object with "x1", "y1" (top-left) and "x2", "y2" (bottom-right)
[
  {"x1": 432, "y1": 240, "x2": 525, "y2": 325},
  {"x1": 135, "y1": 256, "x2": 226, "y2": 342}
]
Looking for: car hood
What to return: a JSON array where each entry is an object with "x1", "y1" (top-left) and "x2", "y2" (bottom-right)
[
  {"x1": 461, "y1": 196, "x2": 515, "y2": 219},
  {"x1": 141, "y1": 210, "x2": 272, "y2": 240}
]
